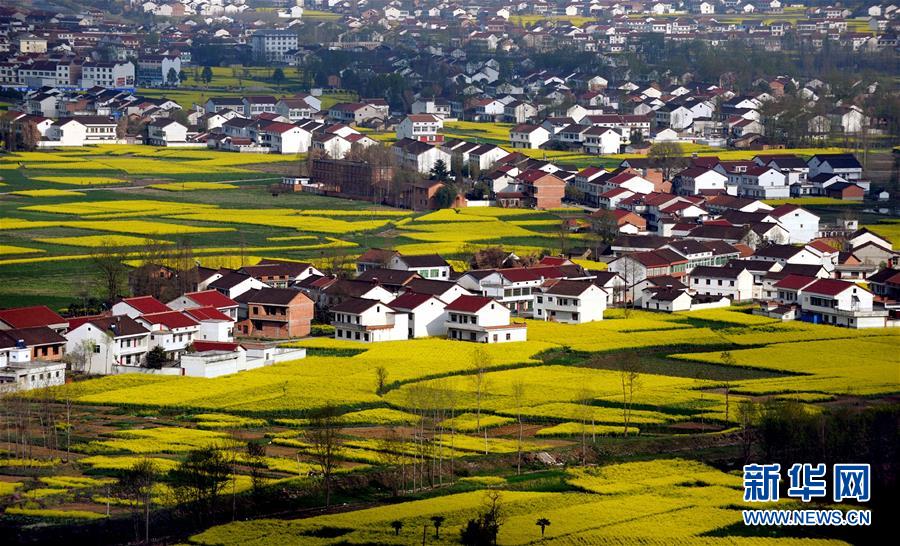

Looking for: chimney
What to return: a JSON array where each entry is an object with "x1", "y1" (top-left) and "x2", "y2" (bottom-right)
[{"x1": 15, "y1": 339, "x2": 25, "y2": 349}]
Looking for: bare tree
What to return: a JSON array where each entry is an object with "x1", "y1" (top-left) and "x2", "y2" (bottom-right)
[
  {"x1": 304, "y1": 405, "x2": 343, "y2": 506},
  {"x1": 115, "y1": 457, "x2": 158, "y2": 544},
  {"x1": 511, "y1": 381, "x2": 526, "y2": 475},
  {"x1": 375, "y1": 366, "x2": 389, "y2": 395},
  {"x1": 618, "y1": 353, "x2": 641, "y2": 436},
  {"x1": 470, "y1": 347, "x2": 491, "y2": 454},
  {"x1": 91, "y1": 242, "x2": 129, "y2": 304},
  {"x1": 574, "y1": 387, "x2": 594, "y2": 466},
  {"x1": 720, "y1": 351, "x2": 736, "y2": 421}
]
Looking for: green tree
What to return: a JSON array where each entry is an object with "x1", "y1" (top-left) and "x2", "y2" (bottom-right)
[
  {"x1": 647, "y1": 141, "x2": 689, "y2": 182},
  {"x1": 460, "y1": 491, "x2": 504, "y2": 546},
  {"x1": 390, "y1": 520, "x2": 403, "y2": 535},
  {"x1": 430, "y1": 158, "x2": 449, "y2": 181},
  {"x1": 91, "y1": 242, "x2": 128, "y2": 304},
  {"x1": 178, "y1": 70, "x2": 187, "y2": 85},
  {"x1": 272, "y1": 68, "x2": 286, "y2": 88},
  {"x1": 536, "y1": 517, "x2": 551, "y2": 537},
  {"x1": 146, "y1": 346, "x2": 167, "y2": 369},
  {"x1": 304, "y1": 405, "x2": 343, "y2": 506},
  {"x1": 201, "y1": 66, "x2": 213, "y2": 87},
  {"x1": 169, "y1": 447, "x2": 231, "y2": 526},
  {"x1": 434, "y1": 185, "x2": 457, "y2": 209},
  {"x1": 166, "y1": 67, "x2": 178, "y2": 86},
  {"x1": 431, "y1": 515, "x2": 445, "y2": 539}
]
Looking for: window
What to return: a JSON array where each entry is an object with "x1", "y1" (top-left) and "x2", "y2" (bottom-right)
[{"x1": 94, "y1": 345, "x2": 100, "y2": 353}]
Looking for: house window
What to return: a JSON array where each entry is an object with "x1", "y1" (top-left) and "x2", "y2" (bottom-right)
[{"x1": 94, "y1": 345, "x2": 100, "y2": 353}]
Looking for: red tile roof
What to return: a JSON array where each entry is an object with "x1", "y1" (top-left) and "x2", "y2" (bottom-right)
[
  {"x1": 0, "y1": 305, "x2": 66, "y2": 329},
  {"x1": 804, "y1": 278, "x2": 860, "y2": 297},
  {"x1": 806, "y1": 239, "x2": 838, "y2": 254},
  {"x1": 445, "y1": 295, "x2": 496, "y2": 313},
  {"x1": 120, "y1": 296, "x2": 170, "y2": 314},
  {"x1": 184, "y1": 290, "x2": 238, "y2": 309},
  {"x1": 389, "y1": 292, "x2": 436, "y2": 310},
  {"x1": 193, "y1": 341, "x2": 240, "y2": 352},
  {"x1": 773, "y1": 274, "x2": 817, "y2": 291},
  {"x1": 184, "y1": 307, "x2": 233, "y2": 322},
  {"x1": 139, "y1": 311, "x2": 199, "y2": 330}
]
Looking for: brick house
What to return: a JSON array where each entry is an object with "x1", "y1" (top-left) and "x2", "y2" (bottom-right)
[
  {"x1": 238, "y1": 288, "x2": 314, "y2": 339},
  {"x1": 515, "y1": 169, "x2": 566, "y2": 209}
]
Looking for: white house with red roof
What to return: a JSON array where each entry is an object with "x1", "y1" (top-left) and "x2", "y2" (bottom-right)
[
  {"x1": 769, "y1": 204, "x2": 820, "y2": 243},
  {"x1": 737, "y1": 166, "x2": 789, "y2": 199},
  {"x1": 184, "y1": 307, "x2": 235, "y2": 342},
  {"x1": 136, "y1": 311, "x2": 200, "y2": 360},
  {"x1": 0, "y1": 305, "x2": 68, "y2": 333},
  {"x1": 389, "y1": 292, "x2": 449, "y2": 338},
  {"x1": 112, "y1": 296, "x2": 171, "y2": 319},
  {"x1": 801, "y1": 279, "x2": 886, "y2": 328},
  {"x1": 770, "y1": 275, "x2": 888, "y2": 328},
  {"x1": 330, "y1": 297, "x2": 409, "y2": 342},
  {"x1": 260, "y1": 122, "x2": 312, "y2": 154},
  {"x1": 676, "y1": 167, "x2": 728, "y2": 195},
  {"x1": 444, "y1": 295, "x2": 526, "y2": 343},
  {"x1": 582, "y1": 126, "x2": 621, "y2": 154},
  {"x1": 167, "y1": 290, "x2": 239, "y2": 320},
  {"x1": 64, "y1": 315, "x2": 150, "y2": 373}
]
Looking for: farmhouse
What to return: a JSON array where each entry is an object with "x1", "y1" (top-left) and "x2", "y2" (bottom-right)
[
  {"x1": 238, "y1": 288, "x2": 314, "y2": 339},
  {"x1": 445, "y1": 295, "x2": 527, "y2": 343},
  {"x1": 65, "y1": 315, "x2": 150, "y2": 373},
  {"x1": 534, "y1": 280, "x2": 607, "y2": 324},
  {"x1": 331, "y1": 297, "x2": 409, "y2": 342}
]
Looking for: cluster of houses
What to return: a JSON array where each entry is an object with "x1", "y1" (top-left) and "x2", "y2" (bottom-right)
[{"x1": 3, "y1": 222, "x2": 897, "y2": 392}]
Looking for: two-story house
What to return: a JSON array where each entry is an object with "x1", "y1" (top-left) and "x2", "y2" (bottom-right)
[
  {"x1": 533, "y1": 280, "x2": 607, "y2": 324},
  {"x1": 445, "y1": 295, "x2": 527, "y2": 343},
  {"x1": 65, "y1": 315, "x2": 150, "y2": 373},
  {"x1": 238, "y1": 288, "x2": 314, "y2": 339},
  {"x1": 136, "y1": 311, "x2": 200, "y2": 361},
  {"x1": 331, "y1": 297, "x2": 409, "y2": 342}
]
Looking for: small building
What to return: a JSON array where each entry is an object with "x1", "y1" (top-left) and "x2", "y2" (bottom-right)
[
  {"x1": 238, "y1": 288, "x2": 314, "y2": 339},
  {"x1": 331, "y1": 297, "x2": 409, "y2": 342},
  {"x1": 534, "y1": 280, "x2": 607, "y2": 324},
  {"x1": 444, "y1": 295, "x2": 527, "y2": 343},
  {"x1": 388, "y1": 254, "x2": 452, "y2": 280},
  {"x1": 65, "y1": 315, "x2": 151, "y2": 373},
  {"x1": 689, "y1": 266, "x2": 755, "y2": 301},
  {"x1": 387, "y1": 292, "x2": 448, "y2": 338}
]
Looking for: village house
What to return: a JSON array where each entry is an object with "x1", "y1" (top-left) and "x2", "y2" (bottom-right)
[
  {"x1": 534, "y1": 280, "x2": 607, "y2": 324},
  {"x1": 167, "y1": 290, "x2": 240, "y2": 321},
  {"x1": 238, "y1": 288, "x2": 314, "y2": 339},
  {"x1": 0, "y1": 305, "x2": 68, "y2": 333},
  {"x1": 388, "y1": 254, "x2": 452, "y2": 279},
  {"x1": 112, "y1": 296, "x2": 171, "y2": 319},
  {"x1": 396, "y1": 114, "x2": 444, "y2": 143},
  {"x1": 239, "y1": 260, "x2": 322, "y2": 288},
  {"x1": 331, "y1": 297, "x2": 409, "y2": 342},
  {"x1": 184, "y1": 307, "x2": 235, "y2": 342},
  {"x1": 387, "y1": 292, "x2": 449, "y2": 338},
  {"x1": 689, "y1": 265, "x2": 755, "y2": 301},
  {"x1": 136, "y1": 311, "x2": 200, "y2": 361},
  {"x1": 444, "y1": 295, "x2": 527, "y2": 343},
  {"x1": 0, "y1": 330, "x2": 66, "y2": 392},
  {"x1": 65, "y1": 315, "x2": 150, "y2": 373}
]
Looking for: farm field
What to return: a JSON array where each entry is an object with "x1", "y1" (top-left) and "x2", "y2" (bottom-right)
[
  {"x1": 0, "y1": 147, "x2": 585, "y2": 307},
  {"x1": 189, "y1": 459, "x2": 848, "y2": 545},
  {"x1": 0, "y1": 144, "x2": 896, "y2": 541}
]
